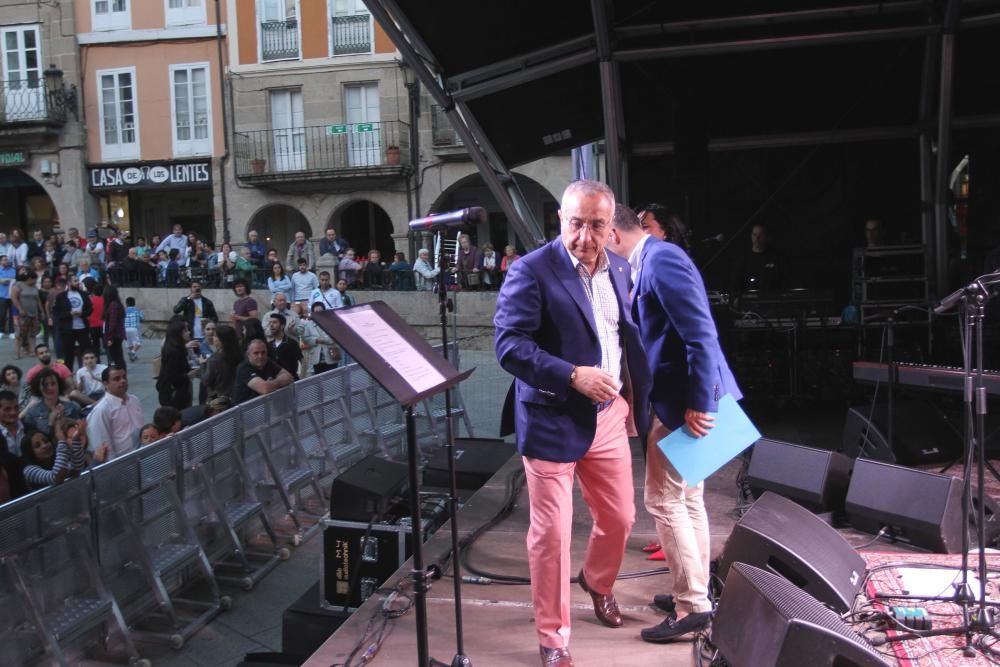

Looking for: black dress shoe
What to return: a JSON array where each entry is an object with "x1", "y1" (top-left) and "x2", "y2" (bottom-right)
[
  {"x1": 640, "y1": 611, "x2": 713, "y2": 643},
  {"x1": 539, "y1": 645, "x2": 574, "y2": 666},
  {"x1": 652, "y1": 593, "x2": 676, "y2": 615},
  {"x1": 577, "y1": 569, "x2": 623, "y2": 627}
]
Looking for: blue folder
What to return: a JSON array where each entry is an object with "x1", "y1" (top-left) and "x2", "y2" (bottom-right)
[{"x1": 657, "y1": 394, "x2": 761, "y2": 486}]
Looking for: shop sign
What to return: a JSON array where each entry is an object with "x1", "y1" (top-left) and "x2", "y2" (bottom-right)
[
  {"x1": 89, "y1": 160, "x2": 212, "y2": 190},
  {"x1": 0, "y1": 149, "x2": 29, "y2": 167}
]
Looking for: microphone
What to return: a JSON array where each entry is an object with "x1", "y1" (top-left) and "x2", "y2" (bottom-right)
[
  {"x1": 408, "y1": 207, "x2": 487, "y2": 232},
  {"x1": 700, "y1": 233, "x2": 724, "y2": 243}
]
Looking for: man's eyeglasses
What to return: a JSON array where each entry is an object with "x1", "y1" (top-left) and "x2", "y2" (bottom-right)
[{"x1": 566, "y1": 219, "x2": 609, "y2": 235}]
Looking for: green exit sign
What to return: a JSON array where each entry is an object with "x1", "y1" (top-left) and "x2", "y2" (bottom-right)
[
  {"x1": 355, "y1": 123, "x2": 373, "y2": 132},
  {"x1": 0, "y1": 149, "x2": 28, "y2": 166},
  {"x1": 327, "y1": 124, "x2": 347, "y2": 135}
]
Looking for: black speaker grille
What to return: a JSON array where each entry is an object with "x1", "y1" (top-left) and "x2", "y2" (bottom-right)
[{"x1": 731, "y1": 563, "x2": 884, "y2": 660}]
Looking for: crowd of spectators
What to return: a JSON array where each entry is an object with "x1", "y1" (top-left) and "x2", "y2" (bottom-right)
[{"x1": 0, "y1": 221, "x2": 523, "y2": 505}]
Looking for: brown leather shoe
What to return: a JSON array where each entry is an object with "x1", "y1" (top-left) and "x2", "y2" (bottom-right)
[
  {"x1": 577, "y1": 569, "x2": 623, "y2": 627},
  {"x1": 539, "y1": 645, "x2": 574, "y2": 666}
]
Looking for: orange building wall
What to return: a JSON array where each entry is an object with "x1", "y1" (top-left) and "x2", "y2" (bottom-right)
[
  {"x1": 301, "y1": 0, "x2": 329, "y2": 60},
  {"x1": 237, "y1": 0, "x2": 258, "y2": 65},
  {"x1": 73, "y1": 0, "x2": 223, "y2": 32},
  {"x1": 83, "y1": 41, "x2": 225, "y2": 163},
  {"x1": 374, "y1": 22, "x2": 394, "y2": 54}
]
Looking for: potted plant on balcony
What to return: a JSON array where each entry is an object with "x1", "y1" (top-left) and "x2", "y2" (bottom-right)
[
  {"x1": 250, "y1": 158, "x2": 267, "y2": 175},
  {"x1": 385, "y1": 145, "x2": 401, "y2": 165}
]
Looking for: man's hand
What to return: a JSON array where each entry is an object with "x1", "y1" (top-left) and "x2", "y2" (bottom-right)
[
  {"x1": 570, "y1": 366, "x2": 619, "y2": 403},
  {"x1": 684, "y1": 409, "x2": 715, "y2": 438}
]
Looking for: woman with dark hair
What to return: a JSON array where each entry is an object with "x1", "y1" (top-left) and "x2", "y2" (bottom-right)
[
  {"x1": 23, "y1": 368, "x2": 82, "y2": 437},
  {"x1": 267, "y1": 262, "x2": 293, "y2": 304},
  {"x1": 156, "y1": 316, "x2": 198, "y2": 410},
  {"x1": 202, "y1": 324, "x2": 242, "y2": 401},
  {"x1": 638, "y1": 203, "x2": 692, "y2": 254},
  {"x1": 20, "y1": 419, "x2": 87, "y2": 491},
  {"x1": 241, "y1": 318, "x2": 266, "y2": 353},
  {"x1": 1, "y1": 364, "x2": 25, "y2": 409},
  {"x1": 102, "y1": 284, "x2": 127, "y2": 369}
]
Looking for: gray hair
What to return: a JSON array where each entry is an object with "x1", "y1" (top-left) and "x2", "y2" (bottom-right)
[{"x1": 562, "y1": 179, "x2": 615, "y2": 211}]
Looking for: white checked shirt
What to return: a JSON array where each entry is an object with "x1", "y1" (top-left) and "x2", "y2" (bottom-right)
[{"x1": 564, "y1": 244, "x2": 623, "y2": 389}]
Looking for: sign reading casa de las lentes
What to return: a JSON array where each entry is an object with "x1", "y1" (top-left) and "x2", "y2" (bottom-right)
[{"x1": 89, "y1": 160, "x2": 212, "y2": 191}]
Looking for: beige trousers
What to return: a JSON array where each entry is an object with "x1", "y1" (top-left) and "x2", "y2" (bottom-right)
[{"x1": 644, "y1": 414, "x2": 713, "y2": 614}]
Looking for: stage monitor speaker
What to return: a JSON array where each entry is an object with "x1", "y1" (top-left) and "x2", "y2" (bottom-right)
[
  {"x1": 718, "y1": 492, "x2": 865, "y2": 613},
  {"x1": 713, "y1": 562, "x2": 889, "y2": 667},
  {"x1": 329, "y1": 455, "x2": 409, "y2": 522},
  {"x1": 841, "y1": 402, "x2": 959, "y2": 465},
  {"x1": 846, "y1": 458, "x2": 982, "y2": 553},
  {"x1": 422, "y1": 438, "x2": 517, "y2": 491},
  {"x1": 747, "y1": 439, "x2": 852, "y2": 513}
]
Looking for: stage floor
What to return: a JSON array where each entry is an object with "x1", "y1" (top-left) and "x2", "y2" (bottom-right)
[{"x1": 305, "y1": 442, "x2": 748, "y2": 666}]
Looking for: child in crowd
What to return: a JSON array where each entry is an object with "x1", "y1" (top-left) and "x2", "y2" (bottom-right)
[
  {"x1": 20, "y1": 419, "x2": 87, "y2": 491},
  {"x1": 138, "y1": 423, "x2": 160, "y2": 447},
  {"x1": 124, "y1": 296, "x2": 144, "y2": 362}
]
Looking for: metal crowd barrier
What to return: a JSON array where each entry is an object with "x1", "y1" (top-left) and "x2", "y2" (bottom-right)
[{"x1": 0, "y1": 344, "x2": 471, "y2": 665}]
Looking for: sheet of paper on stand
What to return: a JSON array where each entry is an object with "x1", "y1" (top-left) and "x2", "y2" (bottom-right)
[
  {"x1": 897, "y1": 568, "x2": 984, "y2": 601},
  {"x1": 658, "y1": 394, "x2": 762, "y2": 486}
]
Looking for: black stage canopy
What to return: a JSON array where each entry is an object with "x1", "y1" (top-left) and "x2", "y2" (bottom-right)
[{"x1": 367, "y1": 0, "x2": 1000, "y2": 294}]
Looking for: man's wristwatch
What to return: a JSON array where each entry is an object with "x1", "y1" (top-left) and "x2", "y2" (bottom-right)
[{"x1": 569, "y1": 366, "x2": 578, "y2": 386}]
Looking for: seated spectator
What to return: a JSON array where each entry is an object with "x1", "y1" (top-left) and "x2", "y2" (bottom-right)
[
  {"x1": 480, "y1": 243, "x2": 498, "y2": 289},
  {"x1": 20, "y1": 421, "x2": 87, "y2": 491},
  {"x1": 23, "y1": 368, "x2": 82, "y2": 438},
  {"x1": 62, "y1": 240, "x2": 84, "y2": 270},
  {"x1": 83, "y1": 229, "x2": 106, "y2": 268},
  {"x1": 286, "y1": 231, "x2": 315, "y2": 270},
  {"x1": 263, "y1": 292, "x2": 299, "y2": 329},
  {"x1": 245, "y1": 229, "x2": 266, "y2": 267},
  {"x1": 74, "y1": 349, "x2": 107, "y2": 402},
  {"x1": 25, "y1": 343, "x2": 73, "y2": 386},
  {"x1": 338, "y1": 249, "x2": 362, "y2": 286},
  {"x1": 152, "y1": 405, "x2": 183, "y2": 438},
  {"x1": 320, "y1": 228, "x2": 349, "y2": 259},
  {"x1": 86, "y1": 365, "x2": 143, "y2": 461},
  {"x1": 387, "y1": 252, "x2": 413, "y2": 290},
  {"x1": 233, "y1": 338, "x2": 294, "y2": 405},
  {"x1": 233, "y1": 246, "x2": 255, "y2": 285},
  {"x1": 268, "y1": 262, "x2": 293, "y2": 305},
  {"x1": 1, "y1": 365, "x2": 27, "y2": 411},
  {"x1": 76, "y1": 257, "x2": 100, "y2": 283},
  {"x1": 0, "y1": 389, "x2": 27, "y2": 456},
  {"x1": 266, "y1": 313, "x2": 302, "y2": 380},
  {"x1": 336, "y1": 278, "x2": 355, "y2": 307},
  {"x1": 209, "y1": 241, "x2": 236, "y2": 286},
  {"x1": 138, "y1": 423, "x2": 160, "y2": 447},
  {"x1": 413, "y1": 248, "x2": 440, "y2": 291},
  {"x1": 363, "y1": 249, "x2": 385, "y2": 289}
]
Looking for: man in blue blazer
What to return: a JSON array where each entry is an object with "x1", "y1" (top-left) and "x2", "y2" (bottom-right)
[
  {"x1": 495, "y1": 180, "x2": 650, "y2": 667},
  {"x1": 609, "y1": 204, "x2": 742, "y2": 643}
]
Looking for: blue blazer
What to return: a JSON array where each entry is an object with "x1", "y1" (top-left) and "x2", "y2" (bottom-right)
[
  {"x1": 632, "y1": 240, "x2": 742, "y2": 431},
  {"x1": 494, "y1": 239, "x2": 650, "y2": 462}
]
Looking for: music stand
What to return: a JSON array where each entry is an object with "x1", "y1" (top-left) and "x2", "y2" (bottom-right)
[{"x1": 313, "y1": 302, "x2": 474, "y2": 667}]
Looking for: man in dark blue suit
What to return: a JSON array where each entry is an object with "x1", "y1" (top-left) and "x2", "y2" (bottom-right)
[
  {"x1": 609, "y1": 205, "x2": 741, "y2": 643},
  {"x1": 495, "y1": 180, "x2": 649, "y2": 667}
]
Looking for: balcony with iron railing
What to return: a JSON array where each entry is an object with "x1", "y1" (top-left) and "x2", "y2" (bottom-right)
[
  {"x1": 261, "y1": 19, "x2": 299, "y2": 61},
  {"x1": 430, "y1": 104, "x2": 469, "y2": 160},
  {"x1": 0, "y1": 80, "x2": 67, "y2": 131},
  {"x1": 234, "y1": 120, "x2": 412, "y2": 188},
  {"x1": 331, "y1": 14, "x2": 372, "y2": 55}
]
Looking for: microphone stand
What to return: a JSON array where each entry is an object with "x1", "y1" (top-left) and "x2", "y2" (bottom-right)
[
  {"x1": 425, "y1": 230, "x2": 472, "y2": 667},
  {"x1": 878, "y1": 274, "x2": 1000, "y2": 655}
]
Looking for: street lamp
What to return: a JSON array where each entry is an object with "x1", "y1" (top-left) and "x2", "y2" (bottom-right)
[{"x1": 43, "y1": 64, "x2": 78, "y2": 120}]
